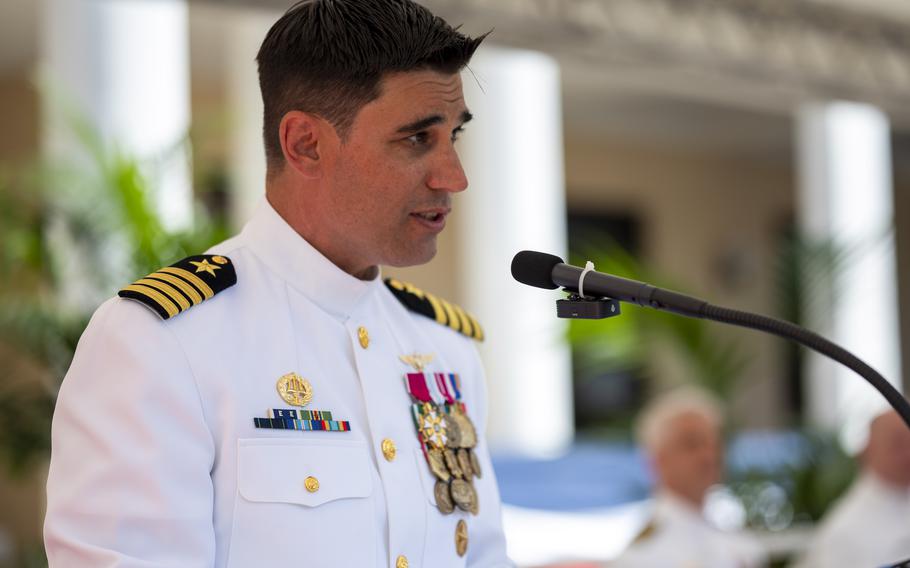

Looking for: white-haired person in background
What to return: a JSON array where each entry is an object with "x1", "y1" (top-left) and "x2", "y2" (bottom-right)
[
  {"x1": 797, "y1": 409, "x2": 910, "y2": 568},
  {"x1": 609, "y1": 387, "x2": 767, "y2": 568}
]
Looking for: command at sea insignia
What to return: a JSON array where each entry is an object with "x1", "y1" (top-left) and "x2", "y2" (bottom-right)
[
  {"x1": 254, "y1": 372, "x2": 352, "y2": 432},
  {"x1": 118, "y1": 254, "x2": 237, "y2": 320}
]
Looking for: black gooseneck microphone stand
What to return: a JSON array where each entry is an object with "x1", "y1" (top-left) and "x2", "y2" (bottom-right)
[{"x1": 511, "y1": 250, "x2": 910, "y2": 431}]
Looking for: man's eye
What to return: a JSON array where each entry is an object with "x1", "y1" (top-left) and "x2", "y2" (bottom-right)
[
  {"x1": 406, "y1": 132, "x2": 430, "y2": 146},
  {"x1": 451, "y1": 126, "x2": 465, "y2": 142}
]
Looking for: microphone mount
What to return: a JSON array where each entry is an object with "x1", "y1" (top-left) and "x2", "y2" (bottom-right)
[
  {"x1": 556, "y1": 293, "x2": 622, "y2": 320},
  {"x1": 556, "y1": 259, "x2": 623, "y2": 320}
]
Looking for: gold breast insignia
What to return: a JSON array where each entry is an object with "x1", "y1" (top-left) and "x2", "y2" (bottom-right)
[
  {"x1": 399, "y1": 353, "x2": 435, "y2": 372},
  {"x1": 276, "y1": 372, "x2": 313, "y2": 407}
]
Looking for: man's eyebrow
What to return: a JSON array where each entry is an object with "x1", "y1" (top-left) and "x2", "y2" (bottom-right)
[{"x1": 396, "y1": 110, "x2": 474, "y2": 134}]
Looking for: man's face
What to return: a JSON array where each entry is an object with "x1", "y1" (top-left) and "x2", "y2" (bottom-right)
[
  {"x1": 321, "y1": 70, "x2": 470, "y2": 272},
  {"x1": 865, "y1": 411, "x2": 910, "y2": 488},
  {"x1": 653, "y1": 412, "x2": 723, "y2": 506}
]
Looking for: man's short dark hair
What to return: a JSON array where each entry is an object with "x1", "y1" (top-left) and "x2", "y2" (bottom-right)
[{"x1": 256, "y1": 0, "x2": 486, "y2": 171}]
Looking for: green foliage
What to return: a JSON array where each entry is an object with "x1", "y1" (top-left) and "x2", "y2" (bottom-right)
[
  {"x1": 728, "y1": 431, "x2": 856, "y2": 530},
  {"x1": 568, "y1": 231, "x2": 748, "y2": 401},
  {"x1": 772, "y1": 226, "x2": 884, "y2": 332},
  {"x1": 0, "y1": 540, "x2": 50, "y2": 568},
  {"x1": 0, "y1": 117, "x2": 227, "y2": 475},
  {"x1": 786, "y1": 433, "x2": 857, "y2": 522}
]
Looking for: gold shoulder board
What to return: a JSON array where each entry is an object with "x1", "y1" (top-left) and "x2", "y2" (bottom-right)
[
  {"x1": 384, "y1": 278, "x2": 484, "y2": 342},
  {"x1": 118, "y1": 254, "x2": 237, "y2": 320}
]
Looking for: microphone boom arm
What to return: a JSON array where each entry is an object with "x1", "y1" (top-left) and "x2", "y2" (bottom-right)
[{"x1": 517, "y1": 251, "x2": 910, "y2": 431}]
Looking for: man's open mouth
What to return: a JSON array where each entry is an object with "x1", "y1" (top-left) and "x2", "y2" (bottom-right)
[{"x1": 412, "y1": 211, "x2": 445, "y2": 222}]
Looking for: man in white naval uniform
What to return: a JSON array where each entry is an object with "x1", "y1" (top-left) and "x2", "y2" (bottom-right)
[
  {"x1": 797, "y1": 409, "x2": 910, "y2": 568},
  {"x1": 43, "y1": 1, "x2": 512, "y2": 566},
  {"x1": 609, "y1": 388, "x2": 766, "y2": 568}
]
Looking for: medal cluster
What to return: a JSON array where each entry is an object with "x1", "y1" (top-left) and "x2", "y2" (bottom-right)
[{"x1": 405, "y1": 370, "x2": 482, "y2": 515}]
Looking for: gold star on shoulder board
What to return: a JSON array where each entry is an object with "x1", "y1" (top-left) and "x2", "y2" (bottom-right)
[{"x1": 190, "y1": 259, "x2": 221, "y2": 277}]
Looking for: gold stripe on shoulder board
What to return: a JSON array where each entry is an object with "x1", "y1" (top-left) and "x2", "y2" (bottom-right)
[
  {"x1": 135, "y1": 278, "x2": 191, "y2": 311},
  {"x1": 122, "y1": 284, "x2": 180, "y2": 318},
  {"x1": 439, "y1": 299, "x2": 461, "y2": 332},
  {"x1": 467, "y1": 313, "x2": 484, "y2": 341},
  {"x1": 424, "y1": 292, "x2": 449, "y2": 325},
  {"x1": 159, "y1": 266, "x2": 215, "y2": 298},
  {"x1": 149, "y1": 271, "x2": 204, "y2": 305},
  {"x1": 452, "y1": 304, "x2": 474, "y2": 337}
]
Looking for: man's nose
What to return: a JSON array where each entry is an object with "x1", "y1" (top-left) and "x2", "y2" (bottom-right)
[{"x1": 427, "y1": 144, "x2": 468, "y2": 193}]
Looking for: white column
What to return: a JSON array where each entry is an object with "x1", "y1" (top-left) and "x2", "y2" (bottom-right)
[
  {"x1": 459, "y1": 45, "x2": 573, "y2": 457},
  {"x1": 796, "y1": 102, "x2": 902, "y2": 452},
  {"x1": 225, "y1": 8, "x2": 278, "y2": 229},
  {"x1": 41, "y1": 0, "x2": 192, "y2": 230}
]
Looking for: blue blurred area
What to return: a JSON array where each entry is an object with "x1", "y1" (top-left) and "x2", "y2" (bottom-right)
[
  {"x1": 492, "y1": 440, "x2": 651, "y2": 511},
  {"x1": 492, "y1": 431, "x2": 812, "y2": 512},
  {"x1": 726, "y1": 431, "x2": 809, "y2": 473}
]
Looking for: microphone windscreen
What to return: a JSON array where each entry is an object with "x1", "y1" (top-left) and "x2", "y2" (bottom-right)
[{"x1": 511, "y1": 250, "x2": 564, "y2": 290}]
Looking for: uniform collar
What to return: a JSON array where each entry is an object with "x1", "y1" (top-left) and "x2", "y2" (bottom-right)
[
  {"x1": 241, "y1": 198, "x2": 382, "y2": 321},
  {"x1": 654, "y1": 490, "x2": 709, "y2": 527},
  {"x1": 857, "y1": 471, "x2": 910, "y2": 504}
]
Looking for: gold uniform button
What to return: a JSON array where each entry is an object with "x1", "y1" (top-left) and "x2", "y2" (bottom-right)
[
  {"x1": 358, "y1": 326, "x2": 370, "y2": 349},
  {"x1": 395, "y1": 554, "x2": 408, "y2": 568},
  {"x1": 455, "y1": 519, "x2": 469, "y2": 557},
  {"x1": 304, "y1": 476, "x2": 320, "y2": 493},
  {"x1": 381, "y1": 438, "x2": 397, "y2": 462}
]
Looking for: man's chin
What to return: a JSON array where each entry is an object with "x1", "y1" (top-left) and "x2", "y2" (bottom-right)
[{"x1": 383, "y1": 242, "x2": 438, "y2": 268}]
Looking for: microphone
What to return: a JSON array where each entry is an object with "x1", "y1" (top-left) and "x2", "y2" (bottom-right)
[
  {"x1": 510, "y1": 250, "x2": 707, "y2": 317},
  {"x1": 510, "y1": 249, "x2": 910, "y2": 430}
]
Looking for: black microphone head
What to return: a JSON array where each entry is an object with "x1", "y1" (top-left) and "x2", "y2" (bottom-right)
[{"x1": 511, "y1": 250, "x2": 564, "y2": 290}]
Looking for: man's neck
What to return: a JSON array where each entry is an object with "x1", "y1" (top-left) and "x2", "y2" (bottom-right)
[
  {"x1": 351, "y1": 265, "x2": 380, "y2": 281},
  {"x1": 659, "y1": 488, "x2": 704, "y2": 513},
  {"x1": 265, "y1": 191, "x2": 378, "y2": 281}
]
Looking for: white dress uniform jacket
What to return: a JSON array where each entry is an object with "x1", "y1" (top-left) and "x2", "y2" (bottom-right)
[
  {"x1": 44, "y1": 199, "x2": 512, "y2": 568},
  {"x1": 797, "y1": 473, "x2": 910, "y2": 568},
  {"x1": 609, "y1": 492, "x2": 766, "y2": 568}
]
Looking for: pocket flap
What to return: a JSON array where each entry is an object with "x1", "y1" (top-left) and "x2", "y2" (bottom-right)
[{"x1": 237, "y1": 438, "x2": 372, "y2": 507}]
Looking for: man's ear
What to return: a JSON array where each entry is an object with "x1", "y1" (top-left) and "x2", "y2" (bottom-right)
[{"x1": 279, "y1": 111, "x2": 334, "y2": 178}]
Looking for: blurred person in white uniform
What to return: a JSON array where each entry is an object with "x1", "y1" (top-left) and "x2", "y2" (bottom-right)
[
  {"x1": 610, "y1": 388, "x2": 767, "y2": 568},
  {"x1": 797, "y1": 409, "x2": 910, "y2": 568},
  {"x1": 43, "y1": 1, "x2": 512, "y2": 566}
]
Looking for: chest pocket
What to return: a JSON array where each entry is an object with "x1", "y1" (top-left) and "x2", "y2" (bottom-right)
[
  {"x1": 413, "y1": 449, "x2": 468, "y2": 567},
  {"x1": 228, "y1": 438, "x2": 375, "y2": 568},
  {"x1": 237, "y1": 438, "x2": 372, "y2": 506}
]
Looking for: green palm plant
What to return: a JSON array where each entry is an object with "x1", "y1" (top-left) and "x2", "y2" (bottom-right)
[
  {"x1": 0, "y1": 113, "x2": 228, "y2": 475},
  {"x1": 567, "y1": 231, "x2": 749, "y2": 403},
  {"x1": 772, "y1": 225, "x2": 891, "y2": 422},
  {"x1": 720, "y1": 227, "x2": 885, "y2": 536}
]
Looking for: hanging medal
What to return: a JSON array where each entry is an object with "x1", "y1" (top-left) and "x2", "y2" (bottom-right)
[{"x1": 400, "y1": 355, "x2": 481, "y2": 515}]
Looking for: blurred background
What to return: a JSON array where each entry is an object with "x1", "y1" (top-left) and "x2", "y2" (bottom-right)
[{"x1": 2, "y1": 0, "x2": 910, "y2": 566}]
